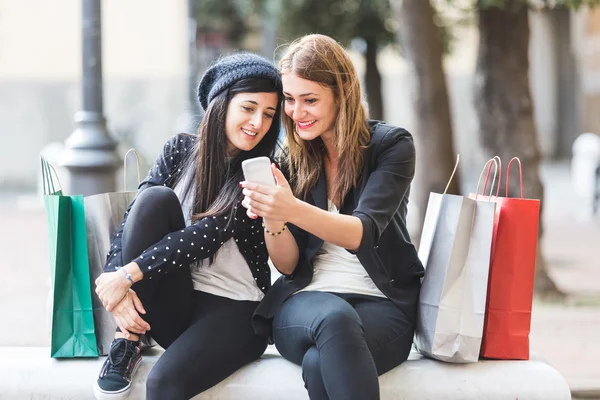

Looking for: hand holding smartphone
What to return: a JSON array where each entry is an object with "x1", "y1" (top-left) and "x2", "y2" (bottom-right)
[{"x1": 241, "y1": 156, "x2": 276, "y2": 186}]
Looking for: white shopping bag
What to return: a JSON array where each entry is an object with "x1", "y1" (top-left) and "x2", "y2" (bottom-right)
[
  {"x1": 84, "y1": 149, "x2": 139, "y2": 355},
  {"x1": 415, "y1": 157, "x2": 497, "y2": 363}
]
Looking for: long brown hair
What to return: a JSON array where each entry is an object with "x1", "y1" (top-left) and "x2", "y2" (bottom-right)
[{"x1": 279, "y1": 34, "x2": 371, "y2": 204}]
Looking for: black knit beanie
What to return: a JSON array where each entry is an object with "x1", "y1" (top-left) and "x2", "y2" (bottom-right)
[{"x1": 197, "y1": 53, "x2": 282, "y2": 111}]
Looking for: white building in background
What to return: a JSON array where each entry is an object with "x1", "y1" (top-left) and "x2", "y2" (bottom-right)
[
  {"x1": 0, "y1": 0, "x2": 599, "y2": 191},
  {"x1": 0, "y1": 0, "x2": 189, "y2": 190}
]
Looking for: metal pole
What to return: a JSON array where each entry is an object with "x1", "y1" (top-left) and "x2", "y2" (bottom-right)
[
  {"x1": 188, "y1": 0, "x2": 199, "y2": 111},
  {"x1": 175, "y1": 0, "x2": 201, "y2": 132},
  {"x1": 60, "y1": 0, "x2": 119, "y2": 196}
]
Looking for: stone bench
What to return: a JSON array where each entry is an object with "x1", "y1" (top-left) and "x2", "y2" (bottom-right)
[{"x1": 1, "y1": 345, "x2": 571, "y2": 399}]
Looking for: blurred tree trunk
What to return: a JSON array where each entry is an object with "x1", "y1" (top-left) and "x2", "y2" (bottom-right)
[
  {"x1": 551, "y1": 6, "x2": 580, "y2": 158},
  {"x1": 261, "y1": 0, "x2": 279, "y2": 60},
  {"x1": 474, "y1": 1, "x2": 561, "y2": 295},
  {"x1": 365, "y1": 37, "x2": 384, "y2": 120},
  {"x1": 391, "y1": 0, "x2": 459, "y2": 240}
]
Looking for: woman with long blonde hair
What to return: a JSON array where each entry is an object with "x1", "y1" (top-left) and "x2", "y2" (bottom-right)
[{"x1": 241, "y1": 34, "x2": 424, "y2": 400}]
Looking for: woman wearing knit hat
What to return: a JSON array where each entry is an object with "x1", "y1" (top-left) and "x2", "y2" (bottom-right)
[
  {"x1": 93, "y1": 52, "x2": 282, "y2": 400},
  {"x1": 241, "y1": 34, "x2": 423, "y2": 399}
]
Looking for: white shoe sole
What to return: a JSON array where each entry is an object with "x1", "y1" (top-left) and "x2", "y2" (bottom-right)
[{"x1": 93, "y1": 357, "x2": 141, "y2": 400}]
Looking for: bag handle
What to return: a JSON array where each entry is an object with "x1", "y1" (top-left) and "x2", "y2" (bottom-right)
[
  {"x1": 443, "y1": 154, "x2": 460, "y2": 195},
  {"x1": 474, "y1": 158, "x2": 499, "y2": 201},
  {"x1": 41, "y1": 157, "x2": 51, "y2": 195},
  {"x1": 506, "y1": 157, "x2": 524, "y2": 198},
  {"x1": 40, "y1": 156, "x2": 63, "y2": 195},
  {"x1": 481, "y1": 156, "x2": 502, "y2": 198},
  {"x1": 123, "y1": 148, "x2": 141, "y2": 192},
  {"x1": 459, "y1": 158, "x2": 498, "y2": 275},
  {"x1": 48, "y1": 164, "x2": 63, "y2": 193}
]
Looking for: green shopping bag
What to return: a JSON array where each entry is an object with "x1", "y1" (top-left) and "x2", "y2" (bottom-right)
[{"x1": 41, "y1": 157, "x2": 98, "y2": 358}]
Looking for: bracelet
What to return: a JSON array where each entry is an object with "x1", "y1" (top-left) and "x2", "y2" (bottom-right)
[
  {"x1": 120, "y1": 267, "x2": 134, "y2": 285},
  {"x1": 262, "y1": 222, "x2": 287, "y2": 236}
]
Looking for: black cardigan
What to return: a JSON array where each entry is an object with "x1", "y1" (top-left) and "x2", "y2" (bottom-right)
[
  {"x1": 103, "y1": 133, "x2": 271, "y2": 295},
  {"x1": 253, "y1": 121, "x2": 424, "y2": 338}
]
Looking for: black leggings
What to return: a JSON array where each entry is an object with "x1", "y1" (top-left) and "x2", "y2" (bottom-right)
[{"x1": 122, "y1": 186, "x2": 268, "y2": 400}]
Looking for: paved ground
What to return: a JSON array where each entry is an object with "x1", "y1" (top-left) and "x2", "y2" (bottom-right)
[{"x1": 0, "y1": 161, "x2": 599, "y2": 395}]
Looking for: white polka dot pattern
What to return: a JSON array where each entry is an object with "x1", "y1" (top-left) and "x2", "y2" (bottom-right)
[{"x1": 103, "y1": 133, "x2": 271, "y2": 294}]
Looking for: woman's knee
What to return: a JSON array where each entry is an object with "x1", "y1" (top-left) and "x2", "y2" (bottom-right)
[
  {"x1": 134, "y1": 186, "x2": 179, "y2": 211},
  {"x1": 318, "y1": 307, "x2": 364, "y2": 338},
  {"x1": 128, "y1": 186, "x2": 184, "y2": 231}
]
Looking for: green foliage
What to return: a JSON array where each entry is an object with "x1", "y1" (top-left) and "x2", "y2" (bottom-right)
[
  {"x1": 477, "y1": 0, "x2": 506, "y2": 7},
  {"x1": 193, "y1": 0, "x2": 265, "y2": 45},
  {"x1": 277, "y1": 0, "x2": 396, "y2": 47}
]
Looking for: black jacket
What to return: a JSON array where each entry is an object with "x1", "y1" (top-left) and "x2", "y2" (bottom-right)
[
  {"x1": 253, "y1": 121, "x2": 424, "y2": 338},
  {"x1": 104, "y1": 133, "x2": 271, "y2": 294}
]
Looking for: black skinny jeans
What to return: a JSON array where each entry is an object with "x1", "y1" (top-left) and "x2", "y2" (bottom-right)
[
  {"x1": 273, "y1": 291, "x2": 415, "y2": 400},
  {"x1": 121, "y1": 186, "x2": 268, "y2": 400}
]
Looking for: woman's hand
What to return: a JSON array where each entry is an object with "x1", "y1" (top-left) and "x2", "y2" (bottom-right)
[
  {"x1": 112, "y1": 289, "x2": 151, "y2": 338},
  {"x1": 95, "y1": 270, "x2": 131, "y2": 312},
  {"x1": 241, "y1": 164, "x2": 298, "y2": 223}
]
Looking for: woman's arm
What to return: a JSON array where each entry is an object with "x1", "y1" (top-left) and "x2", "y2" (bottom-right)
[
  {"x1": 350, "y1": 127, "x2": 415, "y2": 252},
  {"x1": 291, "y1": 127, "x2": 415, "y2": 253},
  {"x1": 242, "y1": 127, "x2": 415, "y2": 253},
  {"x1": 288, "y1": 200, "x2": 363, "y2": 250},
  {"x1": 104, "y1": 134, "x2": 192, "y2": 273},
  {"x1": 99, "y1": 133, "x2": 237, "y2": 309},
  {"x1": 97, "y1": 212, "x2": 234, "y2": 311},
  {"x1": 242, "y1": 166, "x2": 362, "y2": 254},
  {"x1": 241, "y1": 165, "x2": 302, "y2": 275},
  {"x1": 262, "y1": 219, "x2": 299, "y2": 275}
]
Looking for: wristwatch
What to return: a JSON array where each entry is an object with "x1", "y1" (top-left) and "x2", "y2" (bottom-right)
[{"x1": 120, "y1": 267, "x2": 134, "y2": 285}]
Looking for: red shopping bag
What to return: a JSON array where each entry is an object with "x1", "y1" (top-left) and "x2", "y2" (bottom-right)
[{"x1": 477, "y1": 157, "x2": 541, "y2": 360}]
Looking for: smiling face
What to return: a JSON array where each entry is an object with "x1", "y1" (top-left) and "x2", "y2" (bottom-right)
[
  {"x1": 282, "y1": 73, "x2": 338, "y2": 143},
  {"x1": 224, "y1": 92, "x2": 279, "y2": 156}
]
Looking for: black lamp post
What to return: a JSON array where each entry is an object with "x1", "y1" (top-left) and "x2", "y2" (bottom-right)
[{"x1": 61, "y1": 0, "x2": 119, "y2": 196}]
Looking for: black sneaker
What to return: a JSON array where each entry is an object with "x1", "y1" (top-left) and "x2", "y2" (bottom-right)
[{"x1": 93, "y1": 338, "x2": 142, "y2": 399}]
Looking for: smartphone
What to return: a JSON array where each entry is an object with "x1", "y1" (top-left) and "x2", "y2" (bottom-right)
[{"x1": 242, "y1": 156, "x2": 276, "y2": 186}]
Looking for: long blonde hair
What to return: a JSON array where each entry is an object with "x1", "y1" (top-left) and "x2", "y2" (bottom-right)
[{"x1": 279, "y1": 34, "x2": 371, "y2": 204}]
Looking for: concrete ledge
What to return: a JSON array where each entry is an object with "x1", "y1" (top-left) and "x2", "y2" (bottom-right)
[{"x1": 1, "y1": 346, "x2": 571, "y2": 399}]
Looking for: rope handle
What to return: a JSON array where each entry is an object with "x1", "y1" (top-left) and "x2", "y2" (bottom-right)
[
  {"x1": 481, "y1": 156, "x2": 502, "y2": 198},
  {"x1": 123, "y1": 148, "x2": 141, "y2": 191},
  {"x1": 443, "y1": 154, "x2": 460, "y2": 195},
  {"x1": 40, "y1": 156, "x2": 63, "y2": 195},
  {"x1": 474, "y1": 158, "x2": 499, "y2": 201},
  {"x1": 506, "y1": 157, "x2": 524, "y2": 198},
  {"x1": 48, "y1": 164, "x2": 63, "y2": 193},
  {"x1": 41, "y1": 157, "x2": 51, "y2": 195}
]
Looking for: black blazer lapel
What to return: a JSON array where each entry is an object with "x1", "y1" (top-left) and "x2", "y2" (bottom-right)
[
  {"x1": 306, "y1": 170, "x2": 327, "y2": 259},
  {"x1": 310, "y1": 169, "x2": 328, "y2": 211}
]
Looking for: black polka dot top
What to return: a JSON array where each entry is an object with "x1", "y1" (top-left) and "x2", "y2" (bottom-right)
[{"x1": 103, "y1": 133, "x2": 271, "y2": 294}]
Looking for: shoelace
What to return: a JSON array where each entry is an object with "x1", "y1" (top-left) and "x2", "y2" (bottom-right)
[{"x1": 106, "y1": 339, "x2": 137, "y2": 377}]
